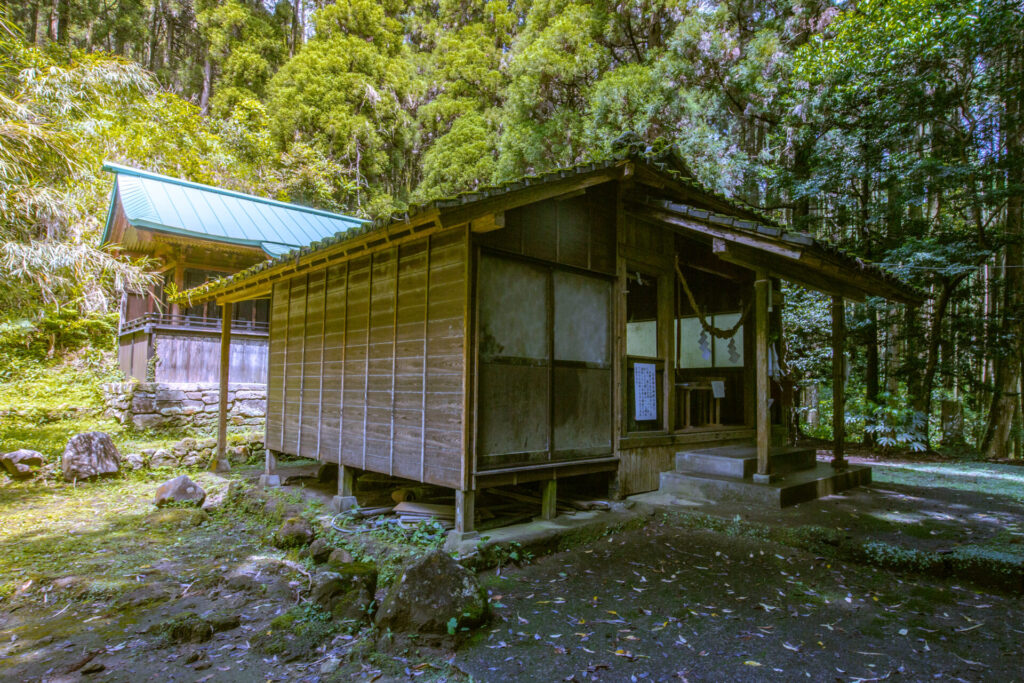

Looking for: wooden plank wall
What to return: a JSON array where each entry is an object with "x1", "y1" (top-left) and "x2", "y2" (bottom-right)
[
  {"x1": 265, "y1": 229, "x2": 468, "y2": 490},
  {"x1": 155, "y1": 333, "x2": 267, "y2": 384}
]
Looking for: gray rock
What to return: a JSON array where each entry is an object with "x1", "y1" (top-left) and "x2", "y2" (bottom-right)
[
  {"x1": 374, "y1": 549, "x2": 488, "y2": 640},
  {"x1": 181, "y1": 453, "x2": 205, "y2": 468},
  {"x1": 2, "y1": 449, "x2": 44, "y2": 479},
  {"x1": 312, "y1": 564, "x2": 377, "y2": 624},
  {"x1": 61, "y1": 432, "x2": 121, "y2": 481},
  {"x1": 327, "y1": 548, "x2": 354, "y2": 567},
  {"x1": 150, "y1": 449, "x2": 178, "y2": 468},
  {"x1": 154, "y1": 475, "x2": 206, "y2": 507},
  {"x1": 123, "y1": 453, "x2": 146, "y2": 470},
  {"x1": 320, "y1": 657, "x2": 341, "y2": 675},
  {"x1": 173, "y1": 438, "x2": 197, "y2": 455},
  {"x1": 131, "y1": 413, "x2": 166, "y2": 430},
  {"x1": 273, "y1": 517, "x2": 314, "y2": 548},
  {"x1": 308, "y1": 538, "x2": 332, "y2": 564}
]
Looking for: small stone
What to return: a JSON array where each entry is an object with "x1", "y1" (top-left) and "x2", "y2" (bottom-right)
[
  {"x1": 160, "y1": 611, "x2": 213, "y2": 644},
  {"x1": 327, "y1": 548, "x2": 354, "y2": 566},
  {"x1": 320, "y1": 657, "x2": 341, "y2": 674},
  {"x1": 154, "y1": 475, "x2": 206, "y2": 507},
  {"x1": 308, "y1": 538, "x2": 332, "y2": 564},
  {"x1": 80, "y1": 660, "x2": 105, "y2": 674},
  {"x1": 273, "y1": 517, "x2": 314, "y2": 549},
  {"x1": 149, "y1": 449, "x2": 178, "y2": 468},
  {"x1": 312, "y1": 564, "x2": 377, "y2": 624},
  {"x1": 123, "y1": 453, "x2": 145, "y2": 470}
]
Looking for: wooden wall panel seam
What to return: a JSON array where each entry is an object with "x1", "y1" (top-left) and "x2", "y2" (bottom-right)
[
  {"x1": 362, "y1": 254, "x2": 373, "y2": 471},
  {"x1": 317, "y1": 268, "x2": 329, "y2": 458},
  {"x1": 338, "y1": 261, "x2": 349, "y2": 465},
  {"x1": 279, "y1": 279, "x2": 291, "y2": 452},
  {"x1": 420, "y1": 235, "x2": 431, "y2": 483},
  {"x1": 297, "y1": 273, "x2": 310, "y2": 453},
  {"x1": 390, "y1": 246, "x2": 399, "y2": 476}
]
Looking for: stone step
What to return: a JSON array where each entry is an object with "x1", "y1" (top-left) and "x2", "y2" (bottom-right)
[
  {"x1": 675, "y1": 445, "x2": 816, "y2": 479},
  {"x1": 658, "y1": 463, "x2": 871, "y2": 508}
]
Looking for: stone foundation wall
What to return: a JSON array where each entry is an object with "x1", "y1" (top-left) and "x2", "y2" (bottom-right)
[{"x1": 101, "y1": 381, "x2": 266, "y2": 431}]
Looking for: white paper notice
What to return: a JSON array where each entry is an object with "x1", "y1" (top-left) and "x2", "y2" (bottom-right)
[
  {"x1": 634, "y1": 362, "x2": 657, "y2": 421},
  {"x1": 711, "y1": 380, "x2": 725, "y2": 399}
]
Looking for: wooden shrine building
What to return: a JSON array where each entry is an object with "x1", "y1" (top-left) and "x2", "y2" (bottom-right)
[
  {"x1": 101, "y1": 163, "x2": 365, "y2": 385},
  {"x1": 176, "y1": 146, "x2": 922, "y2": 534}
]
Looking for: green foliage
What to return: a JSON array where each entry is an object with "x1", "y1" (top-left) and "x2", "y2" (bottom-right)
[{"x1": 0, "y1": 308, "x2": 116, "y2": 365}]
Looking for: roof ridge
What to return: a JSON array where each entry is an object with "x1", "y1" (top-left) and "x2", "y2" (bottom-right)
[{"x1": 102, "y1": 162, "x2": 367, "y2": 224}]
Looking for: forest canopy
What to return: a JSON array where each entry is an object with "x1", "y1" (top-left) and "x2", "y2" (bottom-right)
[{"x1": 1, "y1": 0, "x2": 1023, "y2": 457}]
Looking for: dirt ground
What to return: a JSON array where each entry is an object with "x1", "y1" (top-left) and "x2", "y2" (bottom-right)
[
  {"x1": 461, "y1": 522, "x2": 1022, "y2": 682},
  {"x1": 1, "y1": 460, "x2": 1022, "y2": 682}
]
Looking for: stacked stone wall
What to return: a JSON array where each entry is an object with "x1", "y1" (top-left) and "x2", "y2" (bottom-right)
[{"x1": 102, "y1": 381, "x2": 266, "y2": 431}]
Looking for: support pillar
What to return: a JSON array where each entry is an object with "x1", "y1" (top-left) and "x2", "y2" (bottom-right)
[
  {"x1": 212, "y1": 302, "x2": 231, "y2": 473},
  {"x1": 832, "y1": 295, "x2": 847, "y2": 469},
  {"x1": 537, "y1": 479, "x2": 557, "y2": 521},
  {"x1": 260, "y1": 450, "x2": 280, "y2": 488},
  {"x1": 454, "y1": 489, "x2": 477, "y2": 537},
  {"x1": 331, "y1": 464, "x2": 358, "y2": 512},
  {"x1": 753, "y1": 274, "x2": 773, "y2": 482},
  {"x1": 170, "y1": 258, "x2": 184, "y2": 322}
]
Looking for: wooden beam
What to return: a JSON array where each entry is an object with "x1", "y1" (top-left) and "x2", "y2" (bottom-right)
[
  {"x1": 213, "y1": 302, "x2": 232, "y2": 473},
  {"x1": 470, "y1": 212, "x2": 505, "y2": 233},
  {"x1": 713, "y1": 240, "x2": 869, "y2": 303},
  {"x1": 832, "y1": 296, "x2": 847, "y2": 469},
  {"x1": 754, "y1": 275, "x2": 772, "y2": 480},
  {"x1": 632, "y1": 205, "x2": 802, "y2": 259}
]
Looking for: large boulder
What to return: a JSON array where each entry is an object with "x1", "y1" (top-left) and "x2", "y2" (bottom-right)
[
  {"x1": 2, "y1": 449, "x2": 44, "y2": 479},
  {"x1": 311, "y1": 564, "x2": 377, "y2": 626},
  {"x1": 374, "y1": 550, "x2": 488, "y2": 642},
  {"x1": 61, "y1": 432, "x2": 120, "y2": 481},
  {"x1": 154, "y1": 475, "x2": 206, "y2": 507}
]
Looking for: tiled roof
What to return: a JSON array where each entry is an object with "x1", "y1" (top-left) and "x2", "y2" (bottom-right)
[{"x1": 173, "y1": 143, "x2": 924, "y2": 305}]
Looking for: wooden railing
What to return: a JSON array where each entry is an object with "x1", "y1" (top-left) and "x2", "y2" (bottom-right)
[{"x1": 119, "y1": 313, "x2": 269, "y2": 336}]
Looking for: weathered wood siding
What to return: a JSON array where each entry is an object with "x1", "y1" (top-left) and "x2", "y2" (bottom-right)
[
  {"x1": 266, "y1": 229, "x2": 468, "y2": 489},
  {"x1": 118, "y1": 329, "x2": 267, "y2": 384},
  {"x1": 156, "y1": 333, "x2": 267, "y2": 384}
]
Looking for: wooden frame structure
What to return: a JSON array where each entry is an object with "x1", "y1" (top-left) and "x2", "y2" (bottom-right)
[{"x1": 176, "y1": 154, "x2": 922, "y2": 533}]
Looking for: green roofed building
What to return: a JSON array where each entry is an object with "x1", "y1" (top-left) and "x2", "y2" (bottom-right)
[{"x1": 101, "y1": 163, "x2": 365, "y2": 392}]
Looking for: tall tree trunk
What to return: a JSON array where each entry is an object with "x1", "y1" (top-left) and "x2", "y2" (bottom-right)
[
  {"x1": 28, "y1": 1, "x2": 39, "y2": 44},
  {"x1": 200, "y1": 55, "x2": 212, "y2": 114},
  {"x1": 55, "y1": 0, "x2": 69, "y2": 44},
  {"x1": 982, "y1": 43, "x2": 1024, "y2": 459},
  {"x1": 915, "y1": 278, "x2": 963, "y2": 446}
]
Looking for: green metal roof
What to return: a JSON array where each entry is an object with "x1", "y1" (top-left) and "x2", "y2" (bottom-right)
[{"x1": 100, "y1": 163, "x2": 367, "y2": 256}]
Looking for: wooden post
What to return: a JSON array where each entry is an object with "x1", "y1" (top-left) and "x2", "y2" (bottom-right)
[
  {"x1": 538, "y1": 479, "x2": 557, "y2": 521},
  {"x1": 455, "y1": 489, "x2": 476, "y2": 534},
  {"x1": 832, "y1": 295, "x2": 847, "y2": 469},
  {"x1": 331, "y1": 464, "x2": 358, "y2": 512},
  {"x1": 753, "y1": 274, "x2": 772, "y2": 481},
  {"x1": 213, "y1": 302, "x2": 232, "y2": 473},
  {"x1": 171, "y1": 258, "x2": 184, "y2": 321}
]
